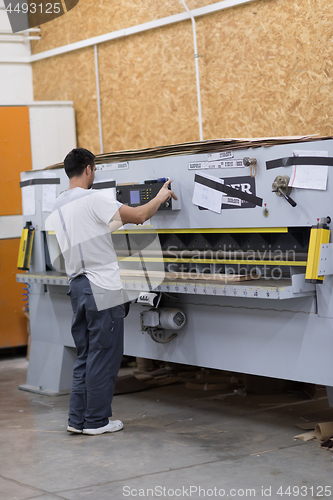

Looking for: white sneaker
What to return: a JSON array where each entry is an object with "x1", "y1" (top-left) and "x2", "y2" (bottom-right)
[
  {"x1": 67, "y1": 426, "x2": 83, "y2": 434},
  {"x1": 83, "y1": 420, "x2": 124, "y2": 436}
]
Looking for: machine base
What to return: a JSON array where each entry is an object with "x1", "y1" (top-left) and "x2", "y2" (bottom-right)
[{"x1": 18, "y1": 384, "x2": 70, "y2": 397}]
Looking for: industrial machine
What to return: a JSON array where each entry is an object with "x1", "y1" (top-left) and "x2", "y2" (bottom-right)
[{"x1": 16, "y1": 136, "x2": 333, "y2": 405}]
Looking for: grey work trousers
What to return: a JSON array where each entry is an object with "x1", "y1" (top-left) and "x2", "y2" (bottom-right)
[{"x1": 67, "y1": 275, "x2": 125, "y2": 430}]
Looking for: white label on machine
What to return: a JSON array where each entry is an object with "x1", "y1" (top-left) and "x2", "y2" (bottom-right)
[
  {"x1": 22, "y1": 182, "x2": 35, "y2": 216},
  {"x1": 289, "y1": 150, "x2": 329, "y2": 190},
  {"x1": 222, "y1": 196, "x2": 242, "y2": 206},
  {"x1": 189, "y1": 162, "x2": 209, "y2": 170},
  {"x1": 222, "y1": 159, "x2": 244, "y2": 168},
  {"x1": 189, "y1": 160, "x2": 243, "y2": 170},
  {"x1": 207, "y1": 151, "x2": 234, "y2": 161},
  {"x1": 42, "y1": 172, "x2": 57, "y2": 212},
  {"x1": 208, "y1": 159, "x2": 244, "y2": 169},
  {"x1": 192, "y1": 173, "x2": 224, "y2": 214},
  {"x1": 288, "y1": 165, "x2": 328, "y2": 190},
  {"x1": 96, "y1": 162, "x2": 129, "y2": 171}
]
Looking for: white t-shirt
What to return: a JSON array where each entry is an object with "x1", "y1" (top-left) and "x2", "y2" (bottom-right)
[{"x1": 50, "y1": 187, "x2": 123, "y2": 290}]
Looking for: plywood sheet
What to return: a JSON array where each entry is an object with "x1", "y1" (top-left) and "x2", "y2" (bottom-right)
[
  {"x1": 0, "y1": 107, "x2": 32, "y2": 216},
  {"x1": 98, "y1": 23, "x2": 199, "y2": 152},
  {"x1": 29, "y1": 0, "x2": 242, "y2": 55},
  {"x1": 30, "y1": 0, "x2": 197, "y2": 55},
  {"x1": 32, "y1": 47, "x2": 99, "y2": 153},
  {"x1": 0, "y1": 239, "x2": 28, "y2": 348},
  {"x1": 32, "y1": 0, "x2": 333, "y2": 152},
  {"x1": 33, "y1": 21, "x2": 200, "y2": 152},
  {"x1": 198, "y1": 0, "x2": 333, "y2": 138}
]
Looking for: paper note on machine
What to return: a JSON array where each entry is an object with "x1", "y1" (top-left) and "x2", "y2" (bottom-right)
[
  {"x1": 288, "y1": 150, "x2": 329, "y2": 190},
  {"x1": 192, "y1": 173, "x2": 224, "y2": 213}
]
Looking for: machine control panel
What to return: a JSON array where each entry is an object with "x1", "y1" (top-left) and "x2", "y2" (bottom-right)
[{"x1": 116, "y1": 180, "x2": 179, "y2": 210}]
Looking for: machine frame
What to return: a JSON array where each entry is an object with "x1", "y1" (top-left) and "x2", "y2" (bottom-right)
[{"x1": 16, "y1": 137, "x2": 333, "y2": 405}]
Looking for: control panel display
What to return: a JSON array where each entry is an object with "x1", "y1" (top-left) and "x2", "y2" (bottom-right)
[
  {"x1": 130, "y1": 190, "x2": 140, "y2": 205},
  {"x1": 117, "y1": 181, "x2": 177, "y2": 210}
]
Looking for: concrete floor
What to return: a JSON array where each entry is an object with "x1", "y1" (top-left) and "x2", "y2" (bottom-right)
[{"x1": 1, "y1": 357, "x2": 333, "y2": 500}]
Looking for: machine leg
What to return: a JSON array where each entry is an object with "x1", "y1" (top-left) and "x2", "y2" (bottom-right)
[{"x1": 19, "y1": 340, "x2": 76, "y2": 396}]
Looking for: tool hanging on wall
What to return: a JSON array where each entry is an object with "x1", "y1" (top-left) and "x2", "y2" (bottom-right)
[{"x1": 17, "y1": 221, "x2": 35, "y2": 271}]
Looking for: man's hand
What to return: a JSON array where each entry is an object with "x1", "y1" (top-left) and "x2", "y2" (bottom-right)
[
  {"x1": 114, "y1": 180, "x2": 178, "y2": 226},
  {"x1": 156, "y1": 180, "x2": 178, "y2": 204}
]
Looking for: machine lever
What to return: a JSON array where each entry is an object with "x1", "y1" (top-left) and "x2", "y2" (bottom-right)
[
  {"x1": 272, "y1": 175, "x2": 297, "y2": 207},
  {"x1": 276, "y1": 187, "x2": 297, "y2": 207}
]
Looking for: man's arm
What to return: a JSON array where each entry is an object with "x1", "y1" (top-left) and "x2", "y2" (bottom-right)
[{"x1": 111, "y1": 180, "x2": 177, "y2": 227}]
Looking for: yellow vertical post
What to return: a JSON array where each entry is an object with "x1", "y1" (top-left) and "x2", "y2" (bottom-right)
[{"x1": 305, "y1": 220, "x2": 330, "y2": 283}]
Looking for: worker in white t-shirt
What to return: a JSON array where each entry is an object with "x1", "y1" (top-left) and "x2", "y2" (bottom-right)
[{"x1": 51, "y1": 148, "x2": 177, "y2": 436}]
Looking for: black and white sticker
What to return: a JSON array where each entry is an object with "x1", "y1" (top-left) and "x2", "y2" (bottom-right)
[
  {"x1": 189, "y1": 159, "x2": 244, "y2": 170},
  {"x1": 207, "y1": 150, "x2": 234, "y2": 161},
  {"x1": 198, "y1": 175, "x2": 260, "y2": 210},
  {"x1": 96, "y1": 162, "x2": 129, "y2": 171}
]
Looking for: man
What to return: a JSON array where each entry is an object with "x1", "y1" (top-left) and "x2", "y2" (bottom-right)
[{"x1": 51, "y1": 148, "x2": 177, "y2": 436}]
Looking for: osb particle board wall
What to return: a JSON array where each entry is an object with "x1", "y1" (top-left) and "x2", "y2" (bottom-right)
[
  {"x1": 30, "y1": 0, "x2": 218, "y2": 54},
  {"x1": 32, "y1": 0, "x2": 333, "y2": 154},
  {"x1": 33, "y1": 47, "x2": 99, "y2": 151}
]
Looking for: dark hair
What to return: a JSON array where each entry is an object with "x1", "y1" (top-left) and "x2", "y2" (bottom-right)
[{"x1": 64, "y1": 148, "x2": 95, "y2": 178}]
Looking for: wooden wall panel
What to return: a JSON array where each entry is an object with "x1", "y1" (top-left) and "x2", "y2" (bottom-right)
[
  {"x1": 99, "y1": 23, "x2": 199, "y2": 152},
  {"x1": 30, "y1": 0, "x2": 185, "y2": 55},
  {"x1": 0, "y1": 239, "x2": 28, "y2": 348},
  {"x1": 32, "y1": 48, "x2": 99, "y2": 153},
  {"x1": 30, "y1": 1, "x2": 223, "y2": 55},
  {"x1": 198, "y1": 0, "x2": 333, "y2": 139},
  {"x1": 32, "y1": 0, "x2": 333, "y2": 153},
  {"x1": 0, "y1": 107, "x2": 32, "y2": 216}
]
